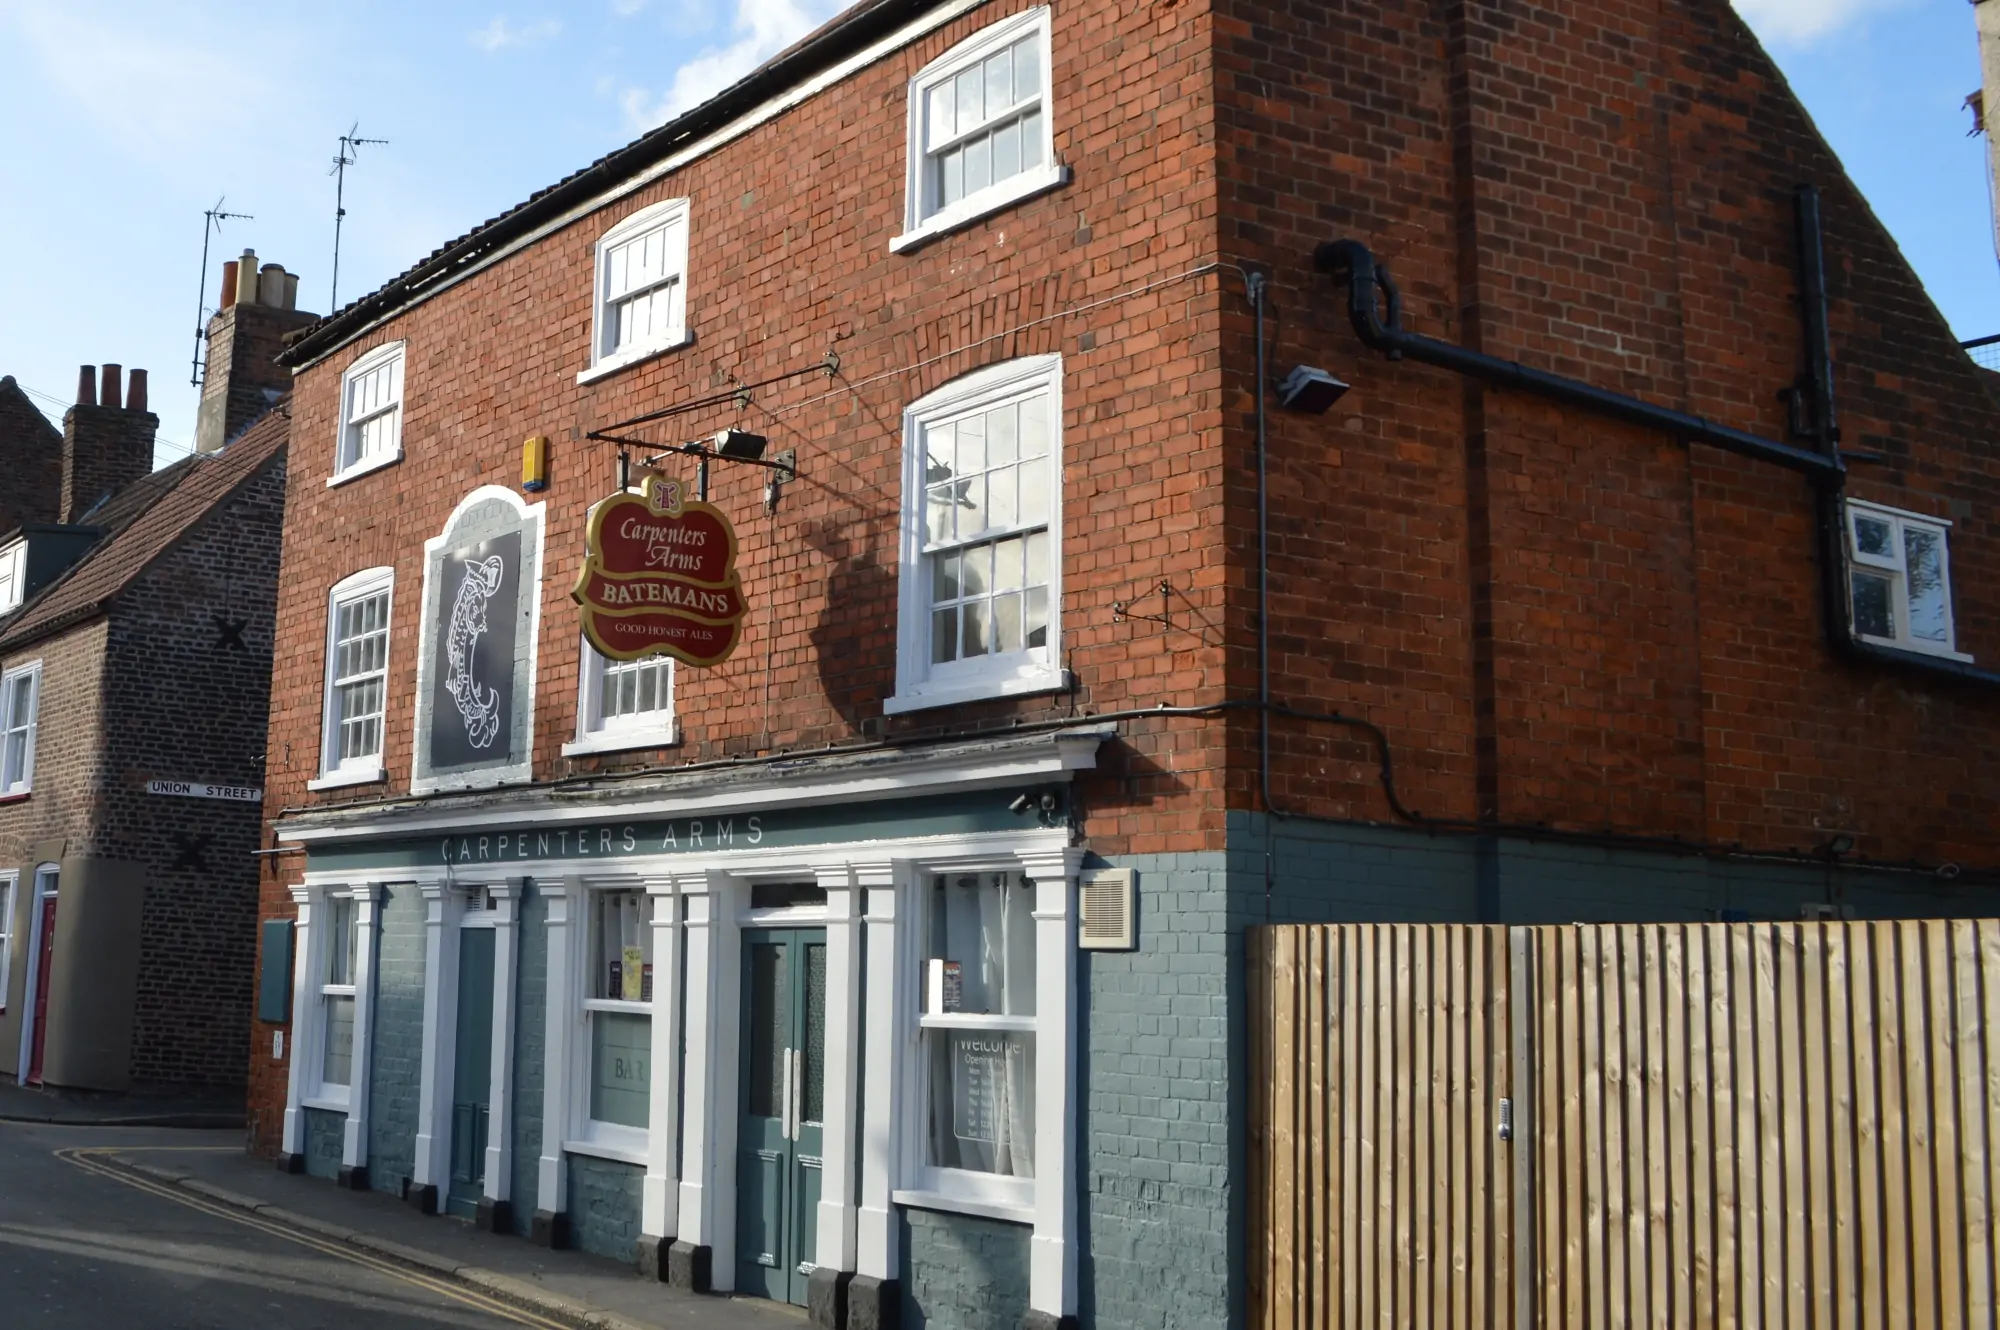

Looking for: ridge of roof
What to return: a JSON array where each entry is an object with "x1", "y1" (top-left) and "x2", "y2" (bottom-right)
[
  {"x1": 280, "y1": 0, "x2": 945, "y2": 368},
  {"x1": 0, "y1": 407, "x2": 289, "y2": 654}
]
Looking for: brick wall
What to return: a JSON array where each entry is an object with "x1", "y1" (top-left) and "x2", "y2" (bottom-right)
[
  {"x1": 195, "y1": 304, "x2": 317, "y2": 454},
  {"x1": 304, "y1": 1105, "x2": 344, "y2": 1179},
  {"x1": 0, "y1": 377, "x2": 61, "y2": 533},
  {"x1": 900, "y1": 1209, "x2": 1031, "y2": 1330},
  {"x1": 567, "y1": 1154, "x2": 643, "y2": 1262},
  {"x1": 60, "y1": 403, "x2": 157, "y2": 524}
]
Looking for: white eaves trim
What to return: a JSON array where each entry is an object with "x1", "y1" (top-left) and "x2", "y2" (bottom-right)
[
  {"x1": 290, "y1": 0, "x2": 996, "y2": 373},
  {"x1": 277, "y1": 724, "x2": 1110, "y2": 844}
]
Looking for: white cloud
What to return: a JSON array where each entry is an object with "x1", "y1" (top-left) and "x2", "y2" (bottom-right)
[
  {"x1": 472, "y1": 16, "x2": 562, "y2": 53},
  {"x1": 618, "y1": 0, "x2": 835, "y2": 130},
  {"x1": 1730, "y1": 0, "x2": 1909, "y2": 46}
]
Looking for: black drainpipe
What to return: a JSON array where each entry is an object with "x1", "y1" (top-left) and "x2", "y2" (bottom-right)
[{"x1": 1314, "y1": 191, "x2": 2000, "y2": 691}]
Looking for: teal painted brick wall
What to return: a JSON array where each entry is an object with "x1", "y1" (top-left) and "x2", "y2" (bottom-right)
[
  {"x1": 567, "y1": 1154, "x2": 642, "y2": 1262},
  {"x1": 303, "y1": 1106, "x2": 343, "y2": 1179},
  {"x1": 509, "y1": 887, "x2": 546, "y2": 1238},
  {"x1": 900, "y1": 1210, "x2": 1031, "y2": 1330},
  {"x1": 368, "y1": 883, "x2": 426, "y2": 1194}
]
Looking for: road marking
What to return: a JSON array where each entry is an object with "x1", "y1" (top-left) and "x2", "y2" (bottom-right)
[{"x1": 56, "y1": 1147, "x2": 573, "y2": 1330}]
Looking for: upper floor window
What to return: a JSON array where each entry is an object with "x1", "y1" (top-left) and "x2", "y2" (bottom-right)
[
  {"x1": 888, "y1": 356, "x2": 1064, "y2": 714},
  {"x1": 0, "y1": 660, "x2": 40, "y2": 797},
  {"x1": 895, "y1": 8, "x2": 1062, "y2": 253},
  {"x1": 0, "y1": 540, "x2": 24, "y2": 614},
  {"x1": 333, "y1": 342, "x2": 406, "y2": 484},
  {"x1": 585, "y1": 200, "x2": 691, "y2": 380},
  {"x1": 1846, "y1": 499, "x2": 1969, "y2": 660},
  {"x1": 310, "y1": 567, "x2": 393, "y2": 789},
  {"x1": 564, "y1": 645, "x2": 676, "y2": 757}
]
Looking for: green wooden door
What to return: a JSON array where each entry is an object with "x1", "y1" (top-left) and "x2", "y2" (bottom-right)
[
  {"x1": 736, "y1": 929, "x2": 826, "y2": 1305},
  {"x1": 448, "y1": 927, "x2": 496, "y2": 1219}
]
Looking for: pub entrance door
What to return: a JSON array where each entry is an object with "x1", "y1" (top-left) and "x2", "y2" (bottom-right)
[
  {"x1": 735, "y1": 928, "x2": 826, "y2": 1305},
  {"x1": 446, "y1": 926, "x2": 496, "y2": 1219}
]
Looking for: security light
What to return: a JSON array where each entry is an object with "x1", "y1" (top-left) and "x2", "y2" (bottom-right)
[
  {"x1": 1008, "y1": 793, "x2": 1033, "y2": 814},
  {"x1": 712, "y1": 428, "x2": 768, "y2": 460},
  {"x1": 1278, "y1": 365, "x2": 1351, "y2": 414}
]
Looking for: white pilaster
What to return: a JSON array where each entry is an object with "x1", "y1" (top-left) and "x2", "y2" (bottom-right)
[
  {"x1": 280, "y1": 885, "x2": 315, "y2": 1158},
  {"x1": 483, "y1": 879, "x2": 524, "y2": 1205},
  {"x1": 641, "y1": 877, "x2": 681, "y2": 1239},
  {"x1": 536, "y1": 878, "x2": 579, "y2": 1218},
  {"x1": 674, "y1": 870, "x2": 732, "y2": 1264},
  {"x1": 855, "y1": 859, "x2": 907, "y2": 1281},
  {"x1": 342, "y1": 883, "x2": 383, "y2": 1170},
  {"x1": 1022, "y1": 847, "x2": 1084, "y2": 1318},
  {"x1": 413, "y1": 880, "x2": 462, "y2": 1191},
  {"x1": 814, "y1": 862, "x2": 866, "y2": 1275}
]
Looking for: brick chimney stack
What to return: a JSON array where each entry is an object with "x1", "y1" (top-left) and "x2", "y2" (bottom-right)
[
  {"x1": 194, "y1": 248, "x2": 316, "y2": 454},
  {"x1": 61, "y1": 362, "x2": 160, "y2": 522}
]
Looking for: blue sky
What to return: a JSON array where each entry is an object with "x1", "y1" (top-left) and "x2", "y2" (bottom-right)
[{"x1": 0, "y1": 0, "x2": 1990, "y2": 467}]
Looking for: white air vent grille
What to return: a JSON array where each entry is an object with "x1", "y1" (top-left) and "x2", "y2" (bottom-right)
[{"x1": 1079, "y1": 869, "x2": 1136, "y2": 951}]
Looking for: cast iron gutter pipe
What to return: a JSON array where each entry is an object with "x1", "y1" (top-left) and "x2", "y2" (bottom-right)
[{"x1": 1313, "y1": 220, "x2": 2000, "y2": 691}]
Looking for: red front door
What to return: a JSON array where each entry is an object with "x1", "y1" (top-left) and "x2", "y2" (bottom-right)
[{"x1": 27, "y1": 892, "x2": 55, "y2": 1086}]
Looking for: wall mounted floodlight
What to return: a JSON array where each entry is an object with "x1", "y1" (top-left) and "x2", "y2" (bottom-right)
[
  {"x1": 713, "y1": 428, "x2": 768, "y2": 460},
  {"x1": 1279, "y1": 365, "x2": 1351, "y2": 414},
  {"x1": 1823, "y1": 833, "x2": 1856, "y2": 856}
]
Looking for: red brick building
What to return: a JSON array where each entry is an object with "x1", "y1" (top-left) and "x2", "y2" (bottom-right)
[{"x1": 248, "y1": 1, "x2": 2000, "y2": 1326}]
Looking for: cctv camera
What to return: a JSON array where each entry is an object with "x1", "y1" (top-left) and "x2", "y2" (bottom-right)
[{"x1": 1008, "y1": 793, "x2": 1032, "y2": 814}]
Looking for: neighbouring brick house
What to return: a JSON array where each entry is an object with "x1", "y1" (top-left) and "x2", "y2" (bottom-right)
[
  {"x1": 0, "y1": 257, "x2": 310, "y2": 1097},
  {"x1": 247, "y1": 1, "x2": 2000, "y2": 1327}
]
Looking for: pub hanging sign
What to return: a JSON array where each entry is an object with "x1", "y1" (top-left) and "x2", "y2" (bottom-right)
[{"x1": 573, "y1": 475, "x2": 747, "y2": 667}]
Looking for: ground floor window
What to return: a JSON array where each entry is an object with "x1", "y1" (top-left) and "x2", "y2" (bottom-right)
[
  {"x1": 318, "y1": 895, "x2": 359, "y2": 1097},
  {"x1": 0, "y1": 873, "x2": 13, "y2": 1012},
  {"x1": 584, "y1": 889, "x2": 652, "y2": 1134}
]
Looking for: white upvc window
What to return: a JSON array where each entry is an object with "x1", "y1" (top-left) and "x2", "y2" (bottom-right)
[
  {"x1": 912, "y1": 870, "x2": 1037, "y2": 1210},
  {"x1": 578, "y1": 887, "x2": 652, "y2": 1154},
  {"x1": 310, "y1": 567, "x2": 394, "y2": 790},
  {"x1": 582, "y1": 199, "x2": 691, "y2": 382},
  {"x1": 894, "y1": 8, "x2": 1062, "y2": 253},
  {"x1": 1846, "y1": 499, "x2": 1970, "y2": 660},
  {"x1": 0, "y1": 660, "x2": 40, "y2": 797},
  {"x1": 317, "y1": 895, "x2": 359, "y2": 1103},
  {"x1": 0, "y1": 540, "x2": 25, "y2": 614},
  {"x1": 332, "y1": 342, "x2": 406, "y2": 484},
  {"x1": 889, "y1": 355, "x2": 1064, "y2": 713},
  {"x1": 562, "y1": 645, "x2": 676, "y2": 756},
  {"x1": 0, "y1": 873, "x2": 14, "y2": 1013}
]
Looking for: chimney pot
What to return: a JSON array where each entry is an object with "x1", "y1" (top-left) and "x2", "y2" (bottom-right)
[
  {"x1": 258, "y1": 263, "x2": 289, "y2": 307},
  {"x1": 76, "y1": 365, "x2": 97, "y2": 406},
  {"x1": 282, "y1": 271, "x2": 300, "y2": 311},
  {"x1": 127, "y1": 369, "x2": 148, "y2": 414},
  {"x1": 235, "y1": 249, "x2": 259, "y2": 307},
  {"x1": 219, "y1": 259, "x2": 239, "y2": 310},
  {"x1": 100, "y1": 364, "x2": 122, "y2": 411}
]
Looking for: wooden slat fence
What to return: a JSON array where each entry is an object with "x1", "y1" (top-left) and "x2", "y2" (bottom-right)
[{"x1": 1249, "y1": 921, "x2": 2000, "y2": 1330}]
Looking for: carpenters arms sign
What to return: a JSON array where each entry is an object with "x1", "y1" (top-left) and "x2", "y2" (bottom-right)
[{"x1": 573, "y1": 475, "x2": 747, "y2": 667}]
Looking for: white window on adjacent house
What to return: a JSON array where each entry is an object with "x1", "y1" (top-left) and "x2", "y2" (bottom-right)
[
  {"x1": 0, "y1": 873, "x2": 14, "y2": 1013},
  {"x1": 579, "y1": 888, "x2": 653, "y2": 1152},
  {"x1": 914, "y1": 870, "x2": 1037, "y2": 1209},
  {"x1": 1846, "y1": 499, "x2": 1970, "y2": 660},
  {"x1": 310, "y1": 568, "x2": 393, "y2": 789},
  {"x1": 318, "y1": 895, "x2": 359, "y2": 1100},
  {"x1": 583, "y1": 200, "x2": 691, "y2": 381},
  {"x1": 0, "y1": 540, "x2": 25, "y2": 614},
  {"x1": 332, "y1": 342, "x2": 406, "y2": 484},
  {"x1": 894, "y1": 8, "x2": 1062, "y2": 252},
  {"x1": 564, "y1": 645, "x2": 676, "y2": 756},
  {"x1": 889, "y1": 355, "x2": 1064, "y2": 713},
  {"x1": 0, "y1": 661, "x2": 40, "y2": 797}
]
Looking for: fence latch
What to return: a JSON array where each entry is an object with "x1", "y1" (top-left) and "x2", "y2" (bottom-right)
[{"x1": 1496, "y1": 1097, "x2": 1513, "y2": 1141}]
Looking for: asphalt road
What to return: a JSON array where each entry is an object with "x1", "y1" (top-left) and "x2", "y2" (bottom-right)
[{"x1": 0, "y1": 1121, "x2": 562, "y2": 1330}]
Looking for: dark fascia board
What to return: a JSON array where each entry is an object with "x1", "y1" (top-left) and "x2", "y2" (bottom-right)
[{"x1": 279, "y1": 0, "x2": 953, "y2": 369}]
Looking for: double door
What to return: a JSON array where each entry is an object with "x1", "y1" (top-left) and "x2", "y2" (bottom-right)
[{"x1": 736, "y1": 928, "x2": 826, "y2": 1305}]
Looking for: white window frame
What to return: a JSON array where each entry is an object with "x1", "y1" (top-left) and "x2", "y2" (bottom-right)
[
  {"x1": 307, "y1": 893, "x2": 360, "y2": 1111},
  {"x1": 0, "y1": 539, "x2": 25, "y2": 614},
  {"x1": 1845, "y1": 498, "x2": 1971, "y2": 661},
  {"x1": 888, "y1": 354, "x2": 1065, "y2": 714},
  {"x1": 0, "y1": 872, "x2": 14, "y2": 1015},
  {"x1": 892, "y1": 7, "x2": 1065, "y2": 254},
  {"x1": 563, "y1": 643, "x2": 678, "y2": 757},
  {"x1": 309, "y1": 567, "x2": 395, "y2": 791},
  {"x1": 330, "y1": 341, "x2": 407, "y2": 486},
  {"x1": 0, "y1": 659, "x2": 41, "y2": 798},
  {"x1": 580, "y1": 199, "x2": 692, "y2": 384},
  {"x1": 568, "y1": 884, "x2": 654, "y2": 1162}
]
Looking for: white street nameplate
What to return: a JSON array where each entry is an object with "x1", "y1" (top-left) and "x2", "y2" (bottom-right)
[{"x1": 146, "y1": 779, "x2": 264, "y2": 802}]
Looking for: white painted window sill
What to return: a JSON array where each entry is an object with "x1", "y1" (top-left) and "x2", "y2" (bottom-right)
[
  {"x1": 884, "y1": 666, "x2": 1070, "y2": 716},
  {"x1": 300, "y1": 1095, "x2": 351, "y2": 1114},
  {"x1": 561, "y1": 725, "x2": 680, "y2": 758},
  {"x1": 890, "y1": 164, "x2": 1071, "y2": 255},
  {"x1": 1856, "y1": 632, "x2": 1975, "y2": 663},
  {"x1": 893, "y1": 1188, "x2": 1033, "y2": 1225},
  {"x1": 307, "y1": 765, "x2": 384, "y2": 792},
  {"x1": 326, "y1": 450, "x2": 403, "y2": 488},
  {"x1": 918, "y1": 1012, "x2": 1037, "y2": 1032},
  {"x1": 411, "y1": 762, "x2": 533, "y2": 796},
  {"x1": 564, "y1": 1137, "x2": 648, "y2": 1167},
  {"x1": 577, "y1": 334, "x2": 695, "y2": 386}
]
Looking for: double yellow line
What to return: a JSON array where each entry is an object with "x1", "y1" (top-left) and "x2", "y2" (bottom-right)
[{"x1": 58, "y1": 1146, "x2": 573, "y2": 1330}]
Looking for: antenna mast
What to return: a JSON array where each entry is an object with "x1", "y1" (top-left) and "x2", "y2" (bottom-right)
[
  {"x1": 191, "y1": 197, "x2": 253, "y2": 387},
  {"x1": 330, "y1": 122, "x2": 389, "y2": 310}
]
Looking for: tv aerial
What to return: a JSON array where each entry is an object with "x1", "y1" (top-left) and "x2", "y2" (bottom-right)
[{"x1": 330, "y1": 122, "x2": 389, "y2": 310}]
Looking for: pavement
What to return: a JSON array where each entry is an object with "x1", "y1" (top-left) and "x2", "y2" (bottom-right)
[
  {"x1": 0, "y1": 1078, "x2": 244, "y2": 1129},
  {"x1": 60, "y1": 1126, "x2": 803, "y2": 1330}
]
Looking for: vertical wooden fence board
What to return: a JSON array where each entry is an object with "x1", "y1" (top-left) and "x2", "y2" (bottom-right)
[
  {"x1": 1825, "y1": 922, "x2": 1859, "y2": 1330},
  {"x1": 1686, "y1": 926, "x2": 1714, "y2": 1330},
  {"x1": 1960, "y1": 922, "x2": 1995, "y2": 1330},
  {"x1": 1929, "y1": 921, "x2": 1964, "y2": 1330}
]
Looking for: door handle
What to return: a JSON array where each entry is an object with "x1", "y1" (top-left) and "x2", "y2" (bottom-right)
[
  {"x1": 789, "y1": 1048, "x2": 804, "y2": 1140},
  {"x1": 780, "y1": 1047, "x2": 795, "y2": 1139}
]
